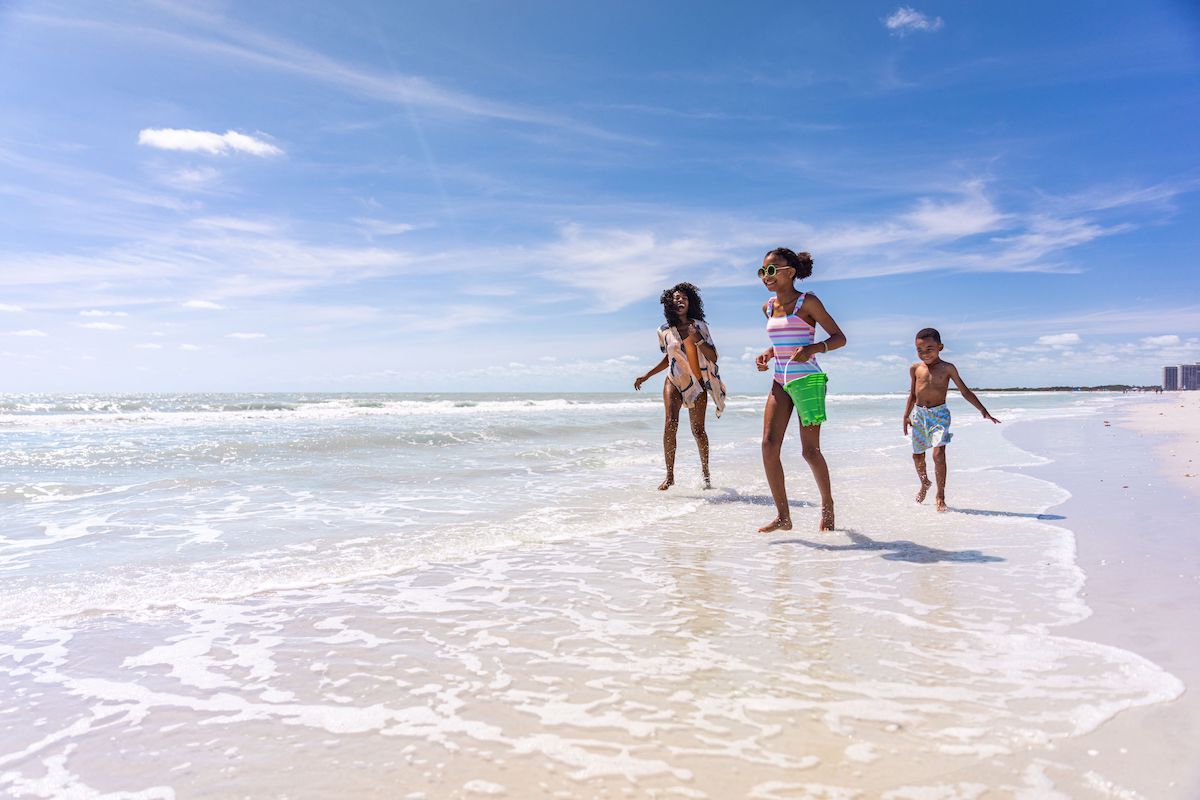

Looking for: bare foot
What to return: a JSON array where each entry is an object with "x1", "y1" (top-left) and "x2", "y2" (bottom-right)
[
  {"x1": 915, "y1": 479, "x2": 932, "y2": 503},
  {"x1": 935, "y1": 497, "x2": 947, "y2": 513},
  {"x1": 658, "y1": 474, "x2": 674, "y2": 491},
  {"x1": 819, "y1": 505, "x2": 836, "y2": 531},
  {"x1": 757, "y1": 517, "x2": 792, "y2": 533},
  {"x1": 702, "y1": 475, "x2": 712, "y2": 490}
]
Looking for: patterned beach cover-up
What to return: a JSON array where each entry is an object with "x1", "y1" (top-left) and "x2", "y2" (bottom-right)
[
  {"x1": 910, "y1": 403, "x2": 953, "y2": 454},
  {"x1": 658, "y1": 320, "x2": 728, "y2": 417}
]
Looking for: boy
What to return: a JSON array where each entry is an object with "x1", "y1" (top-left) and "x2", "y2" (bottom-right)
[{"x1": 903, "y1": 328, "x2": 1000, "y2": 511}]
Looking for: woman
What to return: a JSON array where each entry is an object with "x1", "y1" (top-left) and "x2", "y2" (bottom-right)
[
  {"x1": 754, "y1": 249, "x2": 846, "y2": 532},
  {"x1": 634, "y1": 282, "x2": 727, "y2": 490}
]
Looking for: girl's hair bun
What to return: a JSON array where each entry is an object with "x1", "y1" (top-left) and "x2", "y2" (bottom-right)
[{"x1": 766, "y1": 248, "x2": 814, "y2": 280}]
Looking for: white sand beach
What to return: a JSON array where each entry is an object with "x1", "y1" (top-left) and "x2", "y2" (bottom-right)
[
  {"x1": 1007, "y1": 391, "x2": 1200, "y2": 799},
  {"x1": 0, "y1": 391, "x2": 1197, "y2": 798}
]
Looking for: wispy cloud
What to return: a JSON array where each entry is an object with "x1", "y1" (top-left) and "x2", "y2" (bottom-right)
[
  {"x1": 885, "y1": 7, "x2": 944, "y2": 36},
  {"x1": 78, "y1": 322, "x2": 125, "y2": 331},
  {"x1": 227, "y1": 332, "x2": 267, "y2": 339},
  {"x1": 80, "y1": 309, "x2": 128, "y2": 317},
  {"x1": 5, "y1": 329, "x2": 48, "y2": 337},
  {"x1": 1036, "y1": 333, "x2": 1081, "y2": 347},
  {"x1": 138, "y1": 128, "x2": 283, "y2": 157},
  {"x1": 162, "y1": 166, "x2": 223, "y2": 191},
  {"x1": 22, "y1": 10, "x2": 626, "y2": 141},
  {"x1": 354, "y1": 218, "x2": 420, "y2": 236},
  {"x1": 522, "y1": 178, "x2": 1178, "y2": 309},
  {"x1": 535, "y1": 223, "x2": 736, "y2": 313},
  {"x1": 0, "y1": 304, "x2": 24, "y2": 312},
  {"x1": 1141, "y1": 334, "x2": 1181, "y2": 346},
  {"x1": 182, "y1": 300, "x2": 226, "y2": 310}
]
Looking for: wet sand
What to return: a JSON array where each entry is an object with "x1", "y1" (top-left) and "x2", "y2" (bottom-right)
[
  {"x1": 1008, "y1": 392, "x2": 1200, "y2": 799},
  {"x1": 2, "y1": 393, "x2": 1193, "y2": 798}
]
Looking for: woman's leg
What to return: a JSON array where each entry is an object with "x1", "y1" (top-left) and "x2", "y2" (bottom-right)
[
  {"x1": 688, "y1": 392, "x2": 711, "y2": 488},
  {"x1": 798, "y1": 422, "x2": 835, "y2": 531},
  {"x1": 660, "y1": 379, "x2": 683, "y2": 490},
  {"x1": 759, "y1": 382, "x2": 794, "y2": 532}
]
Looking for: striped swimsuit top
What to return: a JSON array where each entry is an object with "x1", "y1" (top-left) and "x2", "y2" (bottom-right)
[{"x1": 766, "y1": 293, "x2": 821, "y2": 386}]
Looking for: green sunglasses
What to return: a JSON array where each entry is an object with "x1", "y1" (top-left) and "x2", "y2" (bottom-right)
[{"x1": 757, "y1": 263, "x2": 794, "y2": 278}]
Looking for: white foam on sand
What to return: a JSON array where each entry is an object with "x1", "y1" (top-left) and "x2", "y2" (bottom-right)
[{"x1": 0, "y1": 392, "x2": 1184, "y2": 797}]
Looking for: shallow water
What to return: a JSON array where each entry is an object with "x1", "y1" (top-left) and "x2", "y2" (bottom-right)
[{"x1": 0, "y1": 391, "x2": 1181, "y2": 797}]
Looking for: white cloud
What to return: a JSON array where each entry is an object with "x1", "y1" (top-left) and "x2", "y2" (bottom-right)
[
  {"x1": 885, "y1": 7, "x2": 944, "y2": 35},
  {"x1": 537, "y1": 223, "x2": 743, "y2": 312},
  {"x1": 6, "y1": 329, "x2": 47, "y2": 337},
  {"x1": 192, "y1": 217, "x2": 278, "y2": 234},
  {"x1": 165, "y1": 166, "x2": 222, "y2": 190},
  {"x1": 355, "y1": 218, "x2": 420, "y2": 236},
  {"x1": 179, "y1": 344, "x2": 201, "y2": 351},
  {"x1": 813, "y1": 181, "x2": 1003, "y2": 254},
  {"x1": 1036, "y1": 333, "x2": 1081, "y2": 347},
  {"x1": 182, "y1": 300, "x2": 226, "y2": 310},
  {"x1": 1141, "y1": 334, "x2": 1180, "y2": 346},
  {"x1": 227, "y1": 332, "x2": 267, "y2": 339},
  {"x1": 134, "y1": 343, "x2": 163, "y2": 349},
  {"x1": 80, "y1": 309, "x2": 128, "y2": 317},
  {"x1": 79, "y1": 321, "x2": 125, "y2": 331},
  {"x1": 138, "y1": 128, "x2": 283, "y2": 157},
  {"x1": 0, "y1": 304, "x2": 24, "y2": 312}
]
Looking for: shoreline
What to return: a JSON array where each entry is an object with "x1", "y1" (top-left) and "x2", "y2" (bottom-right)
[
  {"x1": 1006, "y1": 392, "x2": 1200, "y2": 798},
  {"x1": 2, "y1": 391, "x2": 1196, "y2": 798}
]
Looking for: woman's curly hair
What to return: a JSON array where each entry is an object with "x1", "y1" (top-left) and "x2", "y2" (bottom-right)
[
  {"x1": 765, "y1": 248, "x2": 814, "y2": 281},
  {"x1": 660, "y1": 282, "x2": 705, "y2": 329}
]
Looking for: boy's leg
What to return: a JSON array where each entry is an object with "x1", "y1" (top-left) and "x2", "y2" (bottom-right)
[
  {"x1": 912, "y1": 452, "x2": 932, "y2": 503},
  {"x1": 931, "y1": 445, "x2": 948, "y2": 512},
  {"x1": 688, "y1": 392, "x2": 711, "y2": 488},
  {"x1": 660, "y1": 379, "x2": 683, "y2": 490}
]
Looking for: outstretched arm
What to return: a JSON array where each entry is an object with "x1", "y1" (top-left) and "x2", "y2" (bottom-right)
[
  {"x1": 950, "y1": 365, "x2": 1000, "y2": 423},
  {"x1": 634, "y1": 356, "x2": 668, "y2": 391},
  {"x1": 903, "y1": 365, "x2": 917, "y2": 435},
  {"x1": 791, "y1": 293, "x2": 847, "y2": 363}
]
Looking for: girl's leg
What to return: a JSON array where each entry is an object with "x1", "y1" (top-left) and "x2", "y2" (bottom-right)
[
  {"x1": 660, "y1": 379, "x2": 683, "y2": 490},
  {"x1": 688, "y1": 392, "x2": 711, "y2": 488},
  {"x1": 759, "y1": 382, "x2": 794, "y2": 532},
  {"x1": 798, "y1": 422, "x2": 835, "y2": 531},
  {"x1": 931, "y1": 446, "x2": 948, "y2": 512},
  {"x1": 912, "y1": 453, "x2": 932, "y2": 502}
]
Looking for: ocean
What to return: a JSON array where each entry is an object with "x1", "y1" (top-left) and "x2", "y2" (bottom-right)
[{"x1": 0, "y1": 391, "x2": 1182, "y2": 797}]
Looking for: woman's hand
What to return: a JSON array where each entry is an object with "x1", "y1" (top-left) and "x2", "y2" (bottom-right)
[
  {"x1": 685, "y1": 324, "x2": 703, "y2": 345},
  {"x1": 755, "y1": 347, "x2": 774, "y2": 372},
  {"x1": 634, "y1": 375, "x2": 648, "y2": 391}
]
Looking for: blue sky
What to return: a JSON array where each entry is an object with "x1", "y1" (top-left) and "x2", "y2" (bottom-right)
[{"x1": 1, "y1": 0, "x2": 1198, "y2": 393}]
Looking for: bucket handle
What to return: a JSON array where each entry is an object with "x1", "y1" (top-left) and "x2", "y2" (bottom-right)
[
  {"x1": 782, "y1": 353, "x2": 807, "y2": 384},
  {"x1": 781, "y1": 351, "x2": 823, "y2": 385}
]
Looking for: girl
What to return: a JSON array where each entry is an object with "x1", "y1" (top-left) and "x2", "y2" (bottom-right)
[
  {"x1": 634, "y1": 283, "x2": 727, "y2": 490},
  {"x1": 754, "y1": 249, "x2": 846, "y2": 532}
]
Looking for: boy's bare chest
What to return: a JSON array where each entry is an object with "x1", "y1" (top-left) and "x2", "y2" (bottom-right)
[{"x1": 915, "y1": 364, "x2": 951, "y2": 389}]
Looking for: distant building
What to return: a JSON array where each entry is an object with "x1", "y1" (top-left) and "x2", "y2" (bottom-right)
[
  {"x1": 1182, "y1": 363, "x2": 1200, "y2": 391},
  {"x1": 1164, "y1": 366, "x2": 1179, "y2": 390}
]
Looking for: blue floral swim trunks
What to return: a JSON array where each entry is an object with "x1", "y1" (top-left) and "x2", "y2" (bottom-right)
[{"x1": 910, "y1": 404, "x2": 953, "y2": 454}]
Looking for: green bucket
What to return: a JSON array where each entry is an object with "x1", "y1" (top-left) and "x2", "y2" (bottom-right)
[{"x1": 782, "y1": 364, "x2": 828, "y2": 427}]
